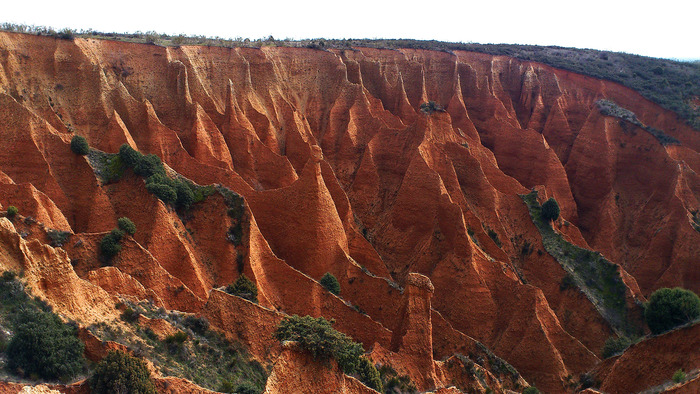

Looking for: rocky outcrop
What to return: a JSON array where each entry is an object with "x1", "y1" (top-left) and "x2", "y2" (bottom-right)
[
  {"x1": 263, "y1": 342, "x2": 378, "y2": 394},
  {"x1": 0, "y1": 32, "x2": 697, "y2": 393}
]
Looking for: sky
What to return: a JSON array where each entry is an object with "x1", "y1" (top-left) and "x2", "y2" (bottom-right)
[{"x1": 3, "y1": 0, "x2": 699, "y2": 60}]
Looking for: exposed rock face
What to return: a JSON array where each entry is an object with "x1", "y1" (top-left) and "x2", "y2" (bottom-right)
[
  {"x1": 264, "y1": 342, "x2": 378, "y2": 394},
  {"x1": 0, "y1": 32, "x2": 697, "y2": 393}
]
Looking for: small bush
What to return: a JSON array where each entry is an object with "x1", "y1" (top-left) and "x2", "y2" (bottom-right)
[
  {"x1": 419, "y1": 101, "x2": 445, "y2": 114},
  {"x1": 356, "y1": 357, "x2": 382, "y2": 392},
  {"x1": 275, "y1": 315, "x2": 364, "y2": 374},
  {"x1": 6, "y1": 308, "x2": 85, "y2": 381},
  {"x1": 320, "y1": 272, "x2": 341, "y2": 296},
  {"x1": 146, "y1": 183, "x2": 177, "y2": 205},
  {"x1": 523, "y1": 387, "x2": 540, "y2": 394},
  {"x1": 118, "y1": 144, "x2": 141, "y2": 168},
  {"x1": 174, "y1": 180, "x2": 195, "y2": 210},
  {"x1": 100, "y1": 231, "x2": 123, "y2": 261},
  {"x1": 232, "y1": 382, "x2": 259, "y2": 394},
  {"x1": 165, "y1": 331, "x2": 189, "y2": 345},
  {"x1": 6, "y1": 205, "x2": 18, "y2": 219},
  {"x1": 70, "y1": 135, "x2": 89, "y2": 155},
  {"x1": 89, "y1": 350, "x2": 156, "y2": 394},
  {"x1": 541, "y1": 198, "x2": 560, "y2": 222},
  {"x1": 120, "y1": 307, "x2": 139, "y2": 323},
  {"x1": 183, "y1": 315, "x2": 209, "y2": 335},
  {"x1": 117, "y1": 217, "x2": 137, "y2": 235},
  {"x1": 672, "y1": 369, "x2": 686, "y2": 383},
  {"x1": 602, "y1": 335, "x2": 631, "y2": 358},
  {"x1": 644, "y1": 287, "x2": 700, "y2": 334},
  {"x1": 225, "y1": 274, "x2": 258, "y2": 303},
  {"x1": 134, "y1": 153, "x2": 165, "y2": 178},
  {"x1": 560, "y1": 274, "x2": 576, "y2": 291},
  {"x1": 46, "y1": 229, "x2": 71, "y2": 247}
]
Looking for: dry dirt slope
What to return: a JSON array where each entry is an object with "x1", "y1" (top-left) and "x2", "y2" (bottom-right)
[{"x1": 0, "y1": 31, "x2": 698, "y2": 393}]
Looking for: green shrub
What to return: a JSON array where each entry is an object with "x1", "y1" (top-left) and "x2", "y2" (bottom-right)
[
  {"x1": 356, "y1": 356, "x2": 382, "y2": 392},
  {"x1": 320, "y1": 272, "x2": 341, "y2": 296},
  {"x1": 232, "y1": 382, "x2": 259, "y2": 394},
  {"x1": 523, "y1": 387, "x2": 540, "y2": 394},
  {"x1": 46, "y1": 229, "x2": 71, "y2": 247},
  {"x1": 419, "y1": 101, "x2": 445, "y2": 114},
  {"x1": 100, "y1": 231, "x2": 123, "y2": 261},
  {"x1": 6, "y1": 308, "x2": 85, "y2": 381},
  {"x1": 227, "y1": 223, "x2": 243, "y2": 245},
  {"x1": 275, "y1": 315, "x2": 364, "y2": 374},
  {"x1": 560, "y1": 273, "x2": 576, "y2": 291},
  {"x1": 378, "y1": 364, "x2": 417, "y2": 394},
  {"x1": 165, "y1": 331, "x2": 189, "y2": 345},
  {"x1": 174, "y1": 180, "x2": 195, "y2": 210},
  {"x1": 89, "y1": 350, "x2": 156, "y2": 394},
  {"x1": 117, "y1": 217, "x2": 137, "y2": 235},
  {"x1": 645, "y1": 287, "x2": 700, "y2": 334},
  {"x1": 146, "y1": 183, "x2": 177, "y2": 205},
  {"x1": 134, "y1": 153, "x2": 165, "y2": 178},
  {"x1": 541, "y1": 197, "x2": 560, "y2": 222},
  {"x1": 6, "y1": 205, "x2": 18, "y2": 219},
  {"x1": 183, "y1": 315, "x2": 209, "y2": 335},
  {"x1": 120, "y1": 307, "x2": 140, "y2": 323},
  {"x1": 118, "y1": 144, "x2": 141, "y2": 168},
  {"x1": 70, "y1": 135, "x2": 89, "y2": 155},
  {"x1": 602, "y1": 335, "x2": 631, "y2": 358},
  {"x1": 672, "y1": 369, "x2": 686, "y2": 383},
  {"x1": 225, "y1": 274, "x2": 258, "y2": 303}
]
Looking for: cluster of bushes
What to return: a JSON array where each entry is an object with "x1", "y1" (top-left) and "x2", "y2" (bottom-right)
[
  {"x1": 274, "y1": 315, "x2": 381, "y2": 391},
  {"x1": 601, "y1": 335, "x2": 632, "y2": 358},
  {"x1": 220, "y1": 186, "x2": 246, "y2": 245},
  {"x1": 377, "y1": 364, "x2": 417, "y2": 393},
  {"x1": 644, "y1": 287, "x2": 700, "y2": 335},
  {"x1": 596, "y1": 100, "x2": 680, "y2": 145},
  {"x1": 89, "y1": 350, "x2": 156, "y2": 394},
  {"x1": 104, "y1": 144, "x2": 213, "y2": 211},
  {"x1": 419, "y1": 101, "x2": 445, "y2": 114},
  {"x1": 99, "y1": 217, "x2": 136, "y2": 262},
  {"x1": 47, "y1": 229, "x2": 72, "y2": 247},
  {"x1": 225, "y1": 274, "x2": 258, "y2": 303},
  {"x1": 92, "y1": 302, "x2": 267, "y2": 393},
  {"x1": 320, "y1": 272, "x2": 341, "y2": 296},
  {"x1": 70, "y1": 135, "x2": 90, "y2": 155},
  {"x1": 0, "y1": 271, "x2": 86, "y2": 381},
  {"x1": 5, "y1": 205, "x2": 18, "y2": 219},
  {"x1": 521, "y1": 191, "x2": 634, "y2": 335}
]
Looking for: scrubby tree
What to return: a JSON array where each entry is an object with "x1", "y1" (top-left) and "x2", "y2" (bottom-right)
[
  {"x1": 225, "y1": 274, "x2": 258, "y2": 303},
  {"x1": 6, "y1": 205, "x2": 18, "y2": 219},
  {"x1": 357, "y1": 356, "x2": 382, "y2": 392},
  {"x1": 89, "y1": 350, "x2": 156, "y2": 394},
  {"x1": 174, "y1": 180, "x2": 195, "y2": 210},
  {"x1": 320, "y1": 272, "x2": 341, "y2": 296},
  {"x1": 541, "y1": 197, "x2": 560, "y2": 222},
  {"x1": 100, "y1": 230, "x2": 123, "y2": 261},
  {"x1": 118, "y1": 144, "x2": 141, "y2": 168},
  {"x1": 644, "y1": 287, "x2": 700, "y2": 334},
  {"x1": 146, "y1": 183, "x2": 177, "y2": 205},
  {"x1": 117, "y1": 217, "x2": 137, "y2": 236},
  {"x1": 275, "y1": 315, "x2": 364, "y2": 374},
  {"x1": 6, "y1": 308, "x2": 85, "y2": 381},
  {"x1": 602, "y1": 335, "x2": 632, "y2": 358},
  {"x1": 70, "y1": 135, "x2": 89, "y2": 155}
]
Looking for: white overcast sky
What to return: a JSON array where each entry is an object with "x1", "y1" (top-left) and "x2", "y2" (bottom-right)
[{"x1": 3, "y1": 0, "x2": 699, "y2": 60}]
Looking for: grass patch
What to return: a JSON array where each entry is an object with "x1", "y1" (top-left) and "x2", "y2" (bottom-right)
[
  {"x1": 521, "y1": 191, "x2": 638, "y2": 335},
  {"x1": 597, "y1": 100, "x2": 680, "y2": 145},
  {"x1": 89, "y1": 302, "x2": 267, "y2": 393}
]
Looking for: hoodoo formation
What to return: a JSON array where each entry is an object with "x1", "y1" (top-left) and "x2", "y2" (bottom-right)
[{"x1": 0, "y1": 31, "x2": 698, "y2": 393}]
